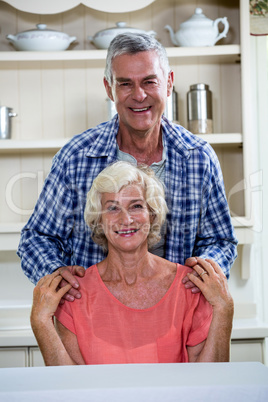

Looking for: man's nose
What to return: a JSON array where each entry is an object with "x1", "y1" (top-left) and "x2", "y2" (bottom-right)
[{"x1": 132, "y1": 85, "x2": 147, "y2": 102}]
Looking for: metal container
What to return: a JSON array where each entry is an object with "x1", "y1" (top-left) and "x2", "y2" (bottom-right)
[
  {"x1": 0, "y1": 106, "x2": 17, "y2": 139},
  {"x1": 187, "y1": 83, "x2": 213, "y2": 134},
  {"x1": 164, "y1": 86, "x2": 179, "y2": 122}
]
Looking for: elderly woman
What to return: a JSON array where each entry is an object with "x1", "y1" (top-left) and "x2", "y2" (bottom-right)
[{"x1": 30, "y1": 161, "x2": 234, "y2": 365}]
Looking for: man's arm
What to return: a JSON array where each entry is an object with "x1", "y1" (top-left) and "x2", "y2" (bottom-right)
[
  {"x1": 17, "y1": 152, "x2": 78, "y2": 284},
  {"x1": 183, "y1": 144, "x2": 237, "y2": 291}
]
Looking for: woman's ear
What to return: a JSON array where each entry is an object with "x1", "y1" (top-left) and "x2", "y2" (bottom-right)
[
  {"x1": 103, "y1": 77, "x2": 114, "y2": 101},
  {"x1": 150, "y1": 212, "x2": 156, "y2": 224}
]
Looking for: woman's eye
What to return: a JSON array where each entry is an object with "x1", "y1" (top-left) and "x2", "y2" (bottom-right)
[
  {"x1": 131, "y1": 204, "x2": 143, "y2": 210},
  {"x1": 107, "y1": 205, "x2": 119, "y2": 212}
]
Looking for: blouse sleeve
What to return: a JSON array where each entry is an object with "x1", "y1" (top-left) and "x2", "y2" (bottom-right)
[
  {"x1": 54, "y1": 302, "x2": 76, "y2": 335},
  {"x1": 186, "y1": 294, "x2": 213, "y2": 347}
]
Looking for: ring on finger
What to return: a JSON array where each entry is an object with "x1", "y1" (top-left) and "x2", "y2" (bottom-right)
[{"x1": 200, "y1": 270, "x2": 208, "y2": 277}]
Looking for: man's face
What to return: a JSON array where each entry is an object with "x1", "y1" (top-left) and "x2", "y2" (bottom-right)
[{"x1": 104, "y1": 50, "x2": 173, "y2": 135}]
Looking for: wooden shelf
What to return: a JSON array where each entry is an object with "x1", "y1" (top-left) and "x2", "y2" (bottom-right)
[{"x1": 0, "y1": 45, "x2": 240, "y2": 63}]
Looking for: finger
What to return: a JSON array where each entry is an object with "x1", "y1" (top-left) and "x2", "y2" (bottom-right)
[
  {"x1": 184, "y1": 257, "x2": 198, "y2": 267},
  {"x1": 51, "y1": 274, "x2": 65, "y2": 290},
  {"x1": 187, "y1": 271, "x2": 206, "y2": 290},
  {"x1": 191, "y1": 286, "x2": 201, "y2": 294},
  {"x1": 72, "y1": 265, "x2": 86, "y2": 278},
  {"x1": 182, "y1": 269, "x2": 198, "y2": 284},
  {"x1": 205, "y1": 259, "x2": 225, "y2": 276},
  {"x1": 57, "y1": 283, "x2": 73, "y2": 299},
  {"x1": 191, "y1": 263, "x2": 209, "y2": 279},
  {"x1": 36, "y1": 272, "x2": 60, "y2": 287},
  {"x1": 57, "y1": 267, "x2": 80, "y2": 289},
  {"x1": 195, "y1": 258, "x2": 214, "y2": 276}
]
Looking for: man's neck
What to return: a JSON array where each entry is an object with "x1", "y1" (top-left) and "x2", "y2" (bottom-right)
[{"x1": 117, "y1": 126, "x2": 163, "y2": 165}]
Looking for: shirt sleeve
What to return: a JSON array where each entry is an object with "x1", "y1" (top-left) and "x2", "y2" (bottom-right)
[
  {"x1": 193, "y1": 145, "x2": 238, "y2": 278},
  {"x1": 17, "y1": 150, "x2": 75, "y2": 284}
]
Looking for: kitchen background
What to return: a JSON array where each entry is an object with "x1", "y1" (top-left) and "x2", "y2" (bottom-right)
[{"x1": 0, "y1": 0, "x2": 267, "y2": 367}]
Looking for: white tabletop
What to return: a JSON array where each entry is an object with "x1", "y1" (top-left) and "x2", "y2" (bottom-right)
[{"x1": 0, "y1": 362, "x2": 268, "y2": 402}]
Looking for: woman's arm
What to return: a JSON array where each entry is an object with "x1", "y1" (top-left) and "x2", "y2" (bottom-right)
[
  {"x1": 30, "y1": 271, "x2": 85, "y2": 366},
  {"x1": 186, "y1": 258, "x2": 234, "y2": 363}
]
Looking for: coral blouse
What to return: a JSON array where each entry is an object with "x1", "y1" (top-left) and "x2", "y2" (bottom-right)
[{"x1": 55, "y1": 264, "x2": 212, "y2": 364}]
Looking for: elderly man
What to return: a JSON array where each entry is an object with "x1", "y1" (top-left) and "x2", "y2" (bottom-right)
[{"x1": 18, "y1": 33, "x2": 237, "y2": 299}]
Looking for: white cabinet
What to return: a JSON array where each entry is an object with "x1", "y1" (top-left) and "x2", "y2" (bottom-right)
[
  {"x1": 231, "y1": 340, "x2": 265, "y2": 364},
  {"x1": 29, "y1": 347, "x2": 45, "y2": 367},
  {"x1": 0, "y1": 341, "x2": 265, "y2": 368},
  {"x1": 0, "y1": 347, "x2": 28, "y2": 368},
  {"x1": 0, "y1": 347, "x2": 44, "y2": 368}
]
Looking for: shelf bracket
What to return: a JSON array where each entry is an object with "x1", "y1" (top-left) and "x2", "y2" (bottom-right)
[{"x1": 240, "y1": 243, "x2": 252, "y2": 280}]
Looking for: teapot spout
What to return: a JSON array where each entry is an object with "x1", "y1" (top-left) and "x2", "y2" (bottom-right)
[{"x1": 165, "y1": 25, "x2": 179, "y2": 46}]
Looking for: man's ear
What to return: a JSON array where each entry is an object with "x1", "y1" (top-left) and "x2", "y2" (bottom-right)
[
  {"x1": 103, "y1": 77, "x2": 114, "y2": 101},
  {"x1": 167, "y1": 70, "x2": 174, "y2": 97}
]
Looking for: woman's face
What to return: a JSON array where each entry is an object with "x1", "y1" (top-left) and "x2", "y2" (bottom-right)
[{"x1": 100, "y1": 184, "x2": 151, "y2": 253}]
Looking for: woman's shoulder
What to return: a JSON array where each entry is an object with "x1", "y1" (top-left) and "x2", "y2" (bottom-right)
[
  {"x1": 153, "y1": 254, "x2": 192, "y2": 275},
  {"x1": 75, "y1": 264, "x2": 98, "y2": 288}
]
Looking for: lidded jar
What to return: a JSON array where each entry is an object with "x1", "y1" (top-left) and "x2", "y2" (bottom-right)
[{"x1": 187, "y1": 83, "x2": 213, "y2": 134}]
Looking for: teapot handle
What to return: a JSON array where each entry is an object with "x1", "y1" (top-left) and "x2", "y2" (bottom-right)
[{"x1": 213, "y1": 17, "x2": 229, "y2": 45}]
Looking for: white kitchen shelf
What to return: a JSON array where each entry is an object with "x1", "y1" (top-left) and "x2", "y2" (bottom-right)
[
  {"x1": 0, "y1": 138, "x2": 70, "y2": 153},
  {"x1": 0, "y1": 133, "x2": 242, "y2": 154},
  {"x1": 0, "y1": 223, "x2": 24, "y2": 251},
  {"x1": 0, "y1": 45, "x2": 240, "y2": 63}
]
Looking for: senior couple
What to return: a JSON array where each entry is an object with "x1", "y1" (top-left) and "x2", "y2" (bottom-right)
[{"x1": 18, "y1": 32, "x2": 237, "y2": 365}]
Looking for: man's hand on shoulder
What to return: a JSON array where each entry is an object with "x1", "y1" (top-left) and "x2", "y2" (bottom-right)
[
  {"x1": 182, "y1": 257, "x2": 205, "y2": 294},
  {"x1": 56, "y1": 265, "x2": 86, "y2": 303}
]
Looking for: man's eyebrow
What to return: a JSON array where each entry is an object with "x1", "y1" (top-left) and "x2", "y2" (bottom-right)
[
  {"x1": 116, "y1": 77, "x2": 131, "y2": 83},
  {"x1": 116, "y1": 74, "x2": 158, "y2": 82}
]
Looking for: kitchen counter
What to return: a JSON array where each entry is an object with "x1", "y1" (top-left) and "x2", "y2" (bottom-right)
[
  {"x1": 1, "y1": 318, "x2": 268, "y2": 347},
  {"x1": 0, "y1": 362, "x2": 267, "y2": 402}
]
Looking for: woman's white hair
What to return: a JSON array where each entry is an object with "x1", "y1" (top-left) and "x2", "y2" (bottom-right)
[{"x1": 84, "y1": 161, "x2": 168, "y2": 252}]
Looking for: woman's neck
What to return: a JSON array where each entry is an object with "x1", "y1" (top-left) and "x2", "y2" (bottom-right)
[{"x1": 98, "y1": 247, "x2": 155, "y2": 286}]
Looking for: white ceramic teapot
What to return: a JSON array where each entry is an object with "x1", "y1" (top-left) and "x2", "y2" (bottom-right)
[
  {"x1": 165, "y1": 8, "x2": 229, "y2": 47},
  {"x1": 88, "y1": 22, "x2": 157, "y2": 49}
]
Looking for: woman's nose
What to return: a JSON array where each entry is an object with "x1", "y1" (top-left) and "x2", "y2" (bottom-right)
[{"x1": 119, "y1": 209, "x2": 133, "y2": 225}]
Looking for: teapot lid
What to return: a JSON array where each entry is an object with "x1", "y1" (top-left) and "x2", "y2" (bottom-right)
[{"x1": 181, "y1": 8, "x2": 213, "y2": 26}]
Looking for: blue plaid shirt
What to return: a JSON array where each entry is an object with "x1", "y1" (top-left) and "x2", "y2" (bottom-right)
[{"x1": 18, "y1": 115, "x2": 237, "y2": 284}]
